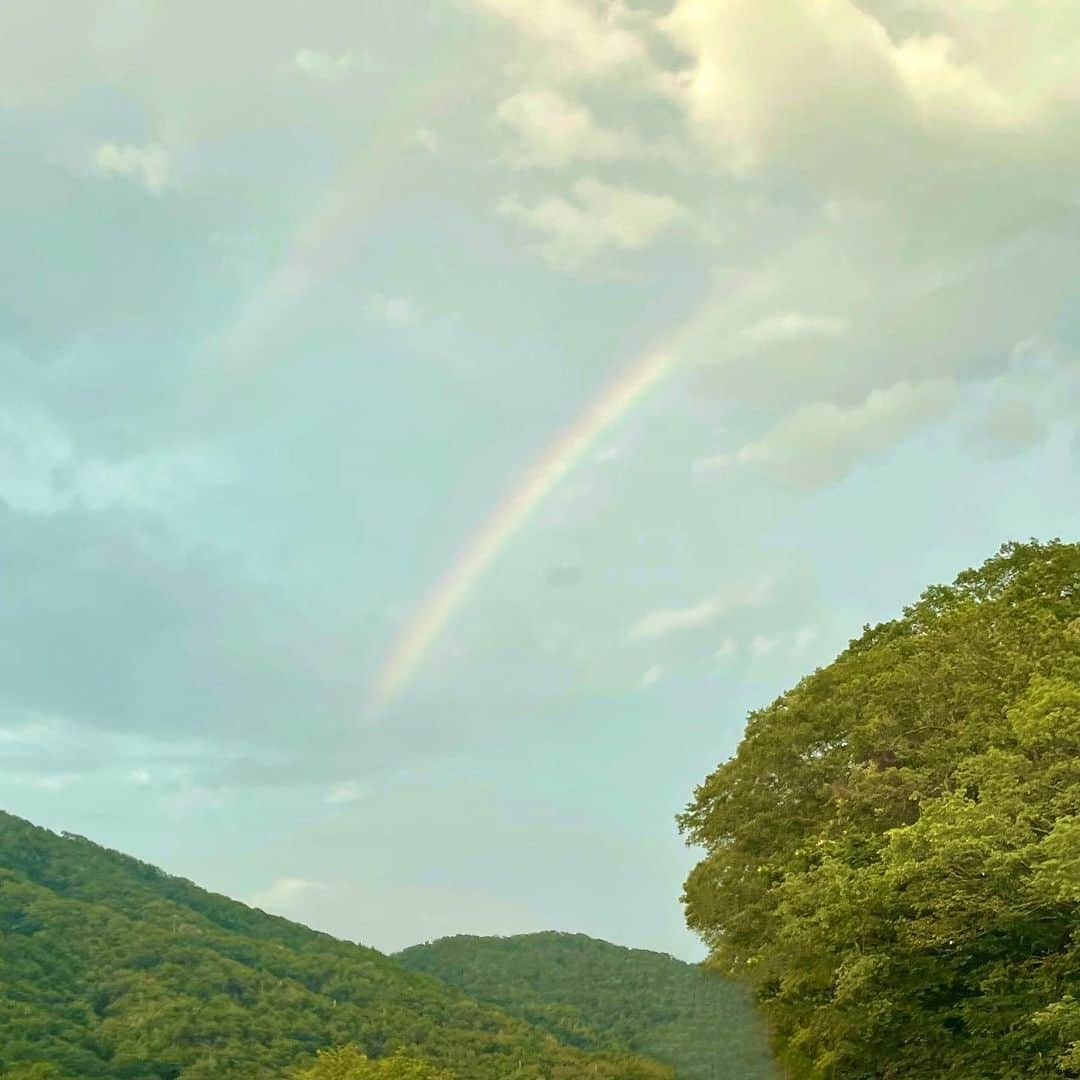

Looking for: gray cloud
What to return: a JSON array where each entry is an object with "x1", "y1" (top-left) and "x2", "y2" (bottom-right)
[{"x1": 721, "y1": 379, "x2": 959, "y2": 488}]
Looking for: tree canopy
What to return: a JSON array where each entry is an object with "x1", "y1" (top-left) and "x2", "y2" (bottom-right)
[
  {"x1": 396, "y1": 931, "x2": 775, "y2": 1079},
  {"x1": 291, "y1": 1045, "x2": 455, "y2": 1080},
  {"x1": 680, "y1": 539, "x2": 1080, "y2": 1078}
]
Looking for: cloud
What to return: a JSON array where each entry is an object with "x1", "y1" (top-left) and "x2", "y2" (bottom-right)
[
  {"x1": 36, "y1": 773, "x2": 80, "y2": 792},
  {"x1": 627, "y1": 578, "x2": 774, "y2": 642},
  {"x1": 0, "y1": 403, "x2": 225, "y2": 518},
  {"x1": 497, "y1": 88, "x2": 638, "y2": 167},
  {"x1": 250, "y1": 877, "x2": 325, "y2": 913},
  {"x1": 0, "y1": 722, "x2": 49, "y2": 747},
  {"x1": 954, "y1": 335, "x2": 1080, "y2": 461},
  {"x1": 0, "y1": 711, "x2": 221, "y2": 798},
  {"x1": 410, "y1": 127, "x2": 440, "y2": 154},
  {"x1": 0, "y1": 406, "x2": 71, "y2": 514},
  {"x1": 660, "y1": 0, "x2": 1026, "y2": 183},
  {"x1": 474, "y1": 0, "x2": 647, "y2": 77},
  {"x1": 720, "y1": 379, "x2": 959, "y2": 488},
  {"x1": 499, "y1": 176, "x2": 685, "y2": 268},
  {"x1": 294, "y1": 49, "x2": 356, "y2": 82},
  {"x1": 750, "y1": 634, "x2": 778, "y2": 658},
  {"x1": 715, "y1": 638, "x2": 737, "y2": 659},
  {"x1": 968, "y1": 398, "x2": 1046, "y2": 459},
  {"x1": 629, "y1": 598, "x2": 721, "y2": 640},
  {"x1": 368, "y1": 294, "x2": 417, "y2": 326},
  {"x1": 92, "y1": 142, "x2": 170, "y2": 193},
  {"x1": 739, "y1": 313, "x2": 851, "y2": 348},
  {"x1": 325, "y1": 780, "x2": 369, "y2": 805},
  {"x1": 640, "y1": 665, "x2": 663, "y2": 688}
]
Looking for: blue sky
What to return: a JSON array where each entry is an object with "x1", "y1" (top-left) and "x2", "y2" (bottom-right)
[{"x1": 2, "y1": 0, "x2": 1079, "y2": 959}]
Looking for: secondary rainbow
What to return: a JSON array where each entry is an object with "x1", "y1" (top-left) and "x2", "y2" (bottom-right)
[{"x1": 367, "y1": 343, "x2": 681, "y2": 713}]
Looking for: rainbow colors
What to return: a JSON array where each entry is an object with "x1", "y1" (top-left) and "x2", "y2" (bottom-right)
[{"x1": 367, "y1": 344, "x2": 680, "y2": 713}]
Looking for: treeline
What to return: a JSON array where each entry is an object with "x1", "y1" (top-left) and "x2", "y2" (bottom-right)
[
  {"x1": 0, "y1": 812, "x2": 672, "y2": 1079},
  {"x1": 396, "y1": 931, "x2": 775, "y2": 1079},
  {"x1": 681, "y1": 540, "x2": 1080, "y2": 1078}
]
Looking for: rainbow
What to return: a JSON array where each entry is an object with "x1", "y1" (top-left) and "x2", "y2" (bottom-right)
[
  {"x1": 367, "y1": 341, "x2": 683, "y2": 713},
  {"x1": 188, "y1": 54, "x2": 723, "y2": 712},
  {"x1": 199, "y1": 45, "x2": 470, "y2": 386}
]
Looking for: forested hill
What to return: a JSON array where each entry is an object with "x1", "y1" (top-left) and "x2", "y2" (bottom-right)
[
  {"x1": 395, "y1": 932, "x2": 777, "y2": 1079},
  {"x1": 0, "y1": 811, "x2": 676, "y2": 1079}
]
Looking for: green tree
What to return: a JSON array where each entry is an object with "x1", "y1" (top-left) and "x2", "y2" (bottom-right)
[
  {"x1": 293, "y1": 1046, "x2": 455, "y2": 1079},
  {"x1": 681, "y1": 540, "x2": 1080, "y2": 1078}
]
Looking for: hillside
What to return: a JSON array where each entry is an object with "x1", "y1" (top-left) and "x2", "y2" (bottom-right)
[
  {"x1": 395, "y1": 932, "x2": 776, "y2": 1079},
  {"x1": 681, "y1": 540, "x2": 1080, "y2": 1078},
  {"x1": 0, "y1": 811, "x2": 676, "y2": 1079}
]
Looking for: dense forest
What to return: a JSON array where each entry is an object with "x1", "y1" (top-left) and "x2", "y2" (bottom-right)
[
  {"x1": 396, "y1": 931, "x2": 775, "y2": 1079},
  {"x1": 0, "y1": 812, "x2": 675, "y2": 1079},
  {"x1": 681, "y1": 540, "x2": 1080, "y2": 1078}
]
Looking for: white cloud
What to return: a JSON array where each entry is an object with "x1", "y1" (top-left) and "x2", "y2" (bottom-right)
[
  {"x1": 722, "y1": 379, "x2": 959, "y2": 488},
  {"x1": 410, "y1": 127, "x2": 440, "y2": 154},
  {"x1": 0, "y1": 722, "x2": 50, "y2": 746},
  {"x1": 0, "y1": 404, "x2": 214, "y2": 518},
  {"x1": 37, "y1": 773, "x2": 80, "y2": 791},
  {"x1": 660, "y1": 0, "x2": 1025, "y2": 182},
  {"x1": 368, "y1": 293, "x2": 417, "y2": 326},
  {"x1": 715, "y1": 637, "x2": 738, "y2": 659},
  {"x1": 499, "y1": 176, "x2": 685, "y2": 268},
  {"x1": 325, "y1": 780, "x2": 369, "y2": 805},
  {"x1": 750, "y1": 634, "x2": 779, "y2": 657},
  {"x1": 130, "y1": 769, "x2": 153, "y2": 786},
  {"x1": 629, "y1": 597, "x2": 720, "y2": 640},
  {"x1": 739, "y1": 313, "x2": 851, "y2": 348},
  {"x1": 640, "y1": 665, "x2": 663, "y2": 688},
  {"x1": 250, "y1": 877, "x2": 325, "y2": 913},
  {"x1": 627, "y1": 578, "x2": 774, "y2": 642},
  {"x1": 160, "y1": 786, "x2": 226, "y2": 820},
  {"x1": 692, "y1": 452, "x2": 733, "y2": 476},
  {"x1": 92, "y1": 142, "x2": 170, "y2": 193},
  {"x1": 790, "y1": 626, "x2": 818, "y2": 654},
  {"x1": 294, "y1": 49, "x2": 356, "y2": 82},
  {"x1": 497, "y1": 88, "x2": 637, "y2": 167},
  {"x1": 475, "y1": 0, "x2": 647, "y2": 77},
  {"x1": 77, "y1": 449, "x2": 226, "y2": 514},
  {"x1": 751, "y1": 630, "x2": 777, "y2": 656}
]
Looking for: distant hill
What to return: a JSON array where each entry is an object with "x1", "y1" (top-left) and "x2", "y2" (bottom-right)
[
  {"x1": 0, "y1": 811, "x2": 677, "y2": 1079},
  {"x1": 395, "y1": 932, "x2": 777, "y2": 1079}
]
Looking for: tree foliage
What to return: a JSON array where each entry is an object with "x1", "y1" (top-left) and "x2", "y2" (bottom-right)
[
  {"x1": 0, "y1": 813, "x2": 673, "y2": 1079},
  {"x1": 396, "y1": 931, "x2": 776, "y2": 1079},
  {"x1": 680, "y1": 540, "x2": 1080, "y2": 1078},
  {"x1": 292, "y1": 1045, "x2": 455, "y2": 1079}
]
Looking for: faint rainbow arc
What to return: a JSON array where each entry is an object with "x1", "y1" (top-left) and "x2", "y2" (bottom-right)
[
  {"x1": 201, "y1": 44, "x2": 474, "y2": 387},
  {"x1": 367, "y1": 343, "x2": 683, "y2": 713}
]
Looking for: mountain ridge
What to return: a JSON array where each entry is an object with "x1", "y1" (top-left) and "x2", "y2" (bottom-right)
[
  {"x1": 395, "y1": 929, "x2": 777, "y2": 1079},
  {"x1": 0, "y1": 809, "x2": 687, "y2": 1079}
]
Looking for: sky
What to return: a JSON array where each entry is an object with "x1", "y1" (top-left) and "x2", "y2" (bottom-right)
[{"x1": 2, "y1": 0, "x2": 1079, "y2": 962}]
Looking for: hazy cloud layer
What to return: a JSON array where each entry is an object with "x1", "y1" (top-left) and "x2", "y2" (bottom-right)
[{"x1": 1, "y1": 0, "x2": 1078, "y2": 960}]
